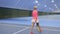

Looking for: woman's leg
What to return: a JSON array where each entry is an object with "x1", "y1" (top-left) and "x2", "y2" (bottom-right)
[
  {"x1": 30, "y1": 19, "x2": 35, "y2": 34},
  {"x1": 36, "y1": 19, "x2": 42, "y2": 32}
]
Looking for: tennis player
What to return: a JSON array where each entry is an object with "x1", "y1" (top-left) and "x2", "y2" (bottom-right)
[{"x1": 30, "y1": 6, "x2": 42, "y2": 34}]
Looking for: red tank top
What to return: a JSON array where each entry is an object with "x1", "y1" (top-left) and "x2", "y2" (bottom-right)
[{"x1": 32, "y1": 10, "x2": 38, "y2": 19}]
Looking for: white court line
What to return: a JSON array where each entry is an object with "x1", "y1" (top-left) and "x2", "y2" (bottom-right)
[
  {"x1": 13, "y1": 27, "x2": 60, "y2": 34},
  {"x1": 0, "y1": 24, "x2": 27, "y2": 27},
  {"x1": 0, "y1": 23, "x2": 60, "y2": 33},
  {"x1": 13, "y1": 27, "x2": 29, "y2": 34}
]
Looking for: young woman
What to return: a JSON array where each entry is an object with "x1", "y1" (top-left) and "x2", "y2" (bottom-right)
[{"x1": 30, "y1": 6, "x2": 42, "y2": 34}]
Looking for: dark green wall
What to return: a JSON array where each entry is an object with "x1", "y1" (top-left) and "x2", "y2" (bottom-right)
[
  {"x1": 0, "y1": 7, "x2": 41, "y2": 18},
  {"x1": 0, "y1": 7, "x2": 32, "y2": 18},
  {"x1": 0, "y1": 7, "x2": 57, "y2": 18}
]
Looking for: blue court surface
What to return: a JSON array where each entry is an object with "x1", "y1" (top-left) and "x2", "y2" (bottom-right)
[{"x1": 0, "y1": 15, "x2": 60, "y2": 34}]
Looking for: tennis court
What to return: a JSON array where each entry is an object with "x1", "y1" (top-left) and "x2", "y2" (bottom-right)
[{"x1": 0, "y1": 15, "x2": 60, "y2": 34}]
